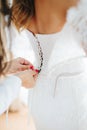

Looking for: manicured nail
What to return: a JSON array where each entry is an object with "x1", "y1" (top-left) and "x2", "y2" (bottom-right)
[
  {"x1": 35, "y1": 69, "x2": 39, "y2": 73},
  {"x1": 30, "y1": 66, "x2": 34, "y2": 70}
]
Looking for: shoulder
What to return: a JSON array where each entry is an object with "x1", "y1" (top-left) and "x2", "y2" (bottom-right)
[{"x1": 67, "y1": 0, "x2": 87, "y2": 48}]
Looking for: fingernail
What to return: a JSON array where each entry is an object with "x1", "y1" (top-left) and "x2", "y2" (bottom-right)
[
  {"x1": 35, "y1": 69, "x2": 39, "y2": 73},
  {"x1": 30, "y1": 66, "x2": 34, "y2": 70}
]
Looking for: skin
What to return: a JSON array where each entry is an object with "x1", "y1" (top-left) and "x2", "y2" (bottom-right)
[
  {"x1": 16, "y1": 69, "x2": 37, "y2": 88},
  {"x1": 5, "y1": 57, "x2": 33, "y2": 74},
  {"x1": 4, "y1": 57, "x2": 38, "y2": 88},
  {"x1": 28, "y1": 0, "x2": 78, "y2": 34}
]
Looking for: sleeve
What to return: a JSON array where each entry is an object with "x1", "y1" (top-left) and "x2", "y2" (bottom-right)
[
  {"x1": 67, "y1": 0, "x2": 87, "y2": 52},
  {"x1": 0, "y1": 76, "x2": 21, "y2": 115}
]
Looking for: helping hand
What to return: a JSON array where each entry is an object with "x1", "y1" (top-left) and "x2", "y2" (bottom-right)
[{"x1": 5, "y1": 57, "x2": 33, "y2": 74}]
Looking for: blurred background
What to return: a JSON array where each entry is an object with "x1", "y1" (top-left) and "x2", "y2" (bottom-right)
[{"x1": 0, "y1": 0, "x2": 36, "y2": 130}]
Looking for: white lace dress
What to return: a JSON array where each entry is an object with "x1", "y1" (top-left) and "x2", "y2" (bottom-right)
[{"x1": 11, "y1": 1, "x2": 87, "y2": 130}]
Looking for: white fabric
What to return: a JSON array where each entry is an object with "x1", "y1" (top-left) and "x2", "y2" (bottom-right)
[
  {"x1": 0, "y1": 76, "x2": 21, "y2": 115},
  {"x1": 67, "y1": 0, "x2": 87, "y2": 51},
  {"x1": 10, "y1": 1, "x2": 87, "y2": 130}
]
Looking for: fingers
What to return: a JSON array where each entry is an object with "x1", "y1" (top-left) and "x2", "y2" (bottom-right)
[
  {"x1": 24, "y1": 59, "x2": 32, "y2": 66},
  {"x1": 18, "y1": 65, "x2": 30, "y2": 71},
  {"x1": 26, "y1": 69, "x2": 38, "y2": 77},
  {"x1": 33, "y1": 73, "x2": 38, "y2": 80},
  {"x1": 18, "y1": 65, "x2": 38, "y2": 74},
  {"x1": 16, "y1": 57, "x2": 33, "y2": 69},
  {"x1": 18, "y1": 57, "x2": 33, "y2": 66},
  {"x1": 32, "y1": 70, "x2": 38, "y2": 75},
  {"x1": 14, "y1": 57, "x2": 39, "y2": 74}
]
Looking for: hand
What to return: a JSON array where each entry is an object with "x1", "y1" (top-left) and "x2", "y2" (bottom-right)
[
  {"x1": 5, "y1": 57, "x2": 33, "y2": 74},
  {"x1": 16, "y1": 69, "x2": 38, "y2": 88}
]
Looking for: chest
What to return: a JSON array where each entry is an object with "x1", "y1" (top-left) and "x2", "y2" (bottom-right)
[{"x1": 27, "y1": 29, "x2": 85, "y2": 72}]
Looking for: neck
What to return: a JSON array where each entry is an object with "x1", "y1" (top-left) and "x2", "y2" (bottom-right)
[{"x1": 28, "y1": 0, "x2": 78, "y2": 34}]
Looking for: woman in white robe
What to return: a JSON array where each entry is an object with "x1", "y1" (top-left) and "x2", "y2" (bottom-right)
[{"x1": 11, "y1": 0, "x2": 87, "y2": 129}]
